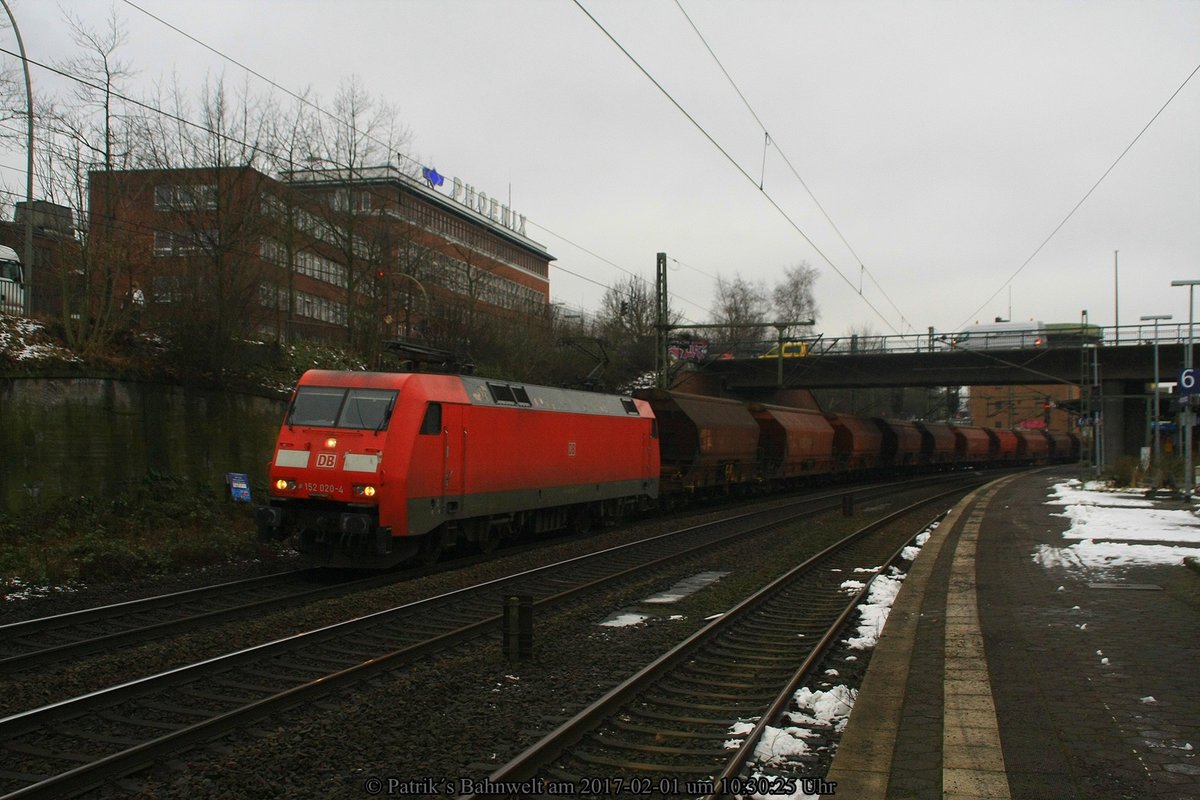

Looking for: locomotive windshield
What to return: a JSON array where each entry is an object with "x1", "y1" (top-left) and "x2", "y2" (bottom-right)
[{"x1": 288, "y1": 386, "x2": 397, "y2": 430}]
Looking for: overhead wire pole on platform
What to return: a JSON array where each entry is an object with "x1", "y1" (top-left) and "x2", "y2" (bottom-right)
[{"x1": 1140, "y1": 314, "x2": 1171, "y2": 468}]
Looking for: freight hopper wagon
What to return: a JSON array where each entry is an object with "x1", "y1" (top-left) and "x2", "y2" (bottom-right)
[
  {"x1": 635, "y1": 389, "x2": 759, "y2": 500},
  {"x1": 258, "y1": 371, "x2": 660, "y2": 566},
  {"x1": 749, "y1": 403, "x2": 837, "y2": 486}
]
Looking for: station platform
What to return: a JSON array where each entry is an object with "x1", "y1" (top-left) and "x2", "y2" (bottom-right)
[{"x1": 825, "y1": 466, "x2": 1200, "y2": 800}]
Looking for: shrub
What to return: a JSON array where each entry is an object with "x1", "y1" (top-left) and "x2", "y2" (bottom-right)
[{"x1": 0, "y1": 471, "x2": 272, "y2": 588}]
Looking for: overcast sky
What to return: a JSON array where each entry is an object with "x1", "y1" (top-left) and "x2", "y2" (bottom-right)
[{"x1": 3, "y1": 0, "x2": 1198, "y2": 340}]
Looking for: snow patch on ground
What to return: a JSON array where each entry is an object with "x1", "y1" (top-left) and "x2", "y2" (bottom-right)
[{"x1": 1037, "y1": 480, "x2": 1200, "y2": 570}]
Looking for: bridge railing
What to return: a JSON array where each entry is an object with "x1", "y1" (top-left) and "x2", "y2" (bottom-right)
[{"x1": 694, "y1": 323, "x2": 1199, "y2": 361}]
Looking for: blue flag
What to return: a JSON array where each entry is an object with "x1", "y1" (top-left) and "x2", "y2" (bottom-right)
[{"x1": 422, "y1": 167, "x2": 445, "y2": 188}]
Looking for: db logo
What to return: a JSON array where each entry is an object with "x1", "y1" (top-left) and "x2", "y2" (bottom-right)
[{"x1": 315, "y1": 452, "x2": 337, "y2": 469}]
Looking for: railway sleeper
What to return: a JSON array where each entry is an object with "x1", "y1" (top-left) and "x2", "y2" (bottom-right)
[
  {"x1": 568, "y1": 750, "x2": 721, "y2": 774},
  {"x1": 609, "y1": 720, "x2": 734, "y2": 740},
  {"x1": 688, "y1": 653, "x2": 796, "y2": 675},
  {"x1": 617, "y1": 708, "x2": 734, "y2": 727},
  {"x1": 640, "y1": 694, "x2": 760, "y2": 714},
  {"x1": 4, "y1": 741, "x2": 94, "y2": 762},
  {"x1": 707, "y1": 639, "x2": 801, "y2": 657},
  {"x1": 653, "y1": 682, "x2": 776, "y2": 704},
  {"x1": 661, "y1": 673, "x2": 773, "y2": 691},
  {"x1": 582, "y1": 738, "x2": 728, "y2": 758},
  {"x1": 96, "y1": 713, "x2": 186, "y2": 732},
  {"x1": 55, "y1": 727, "x2": 144, "y2": 747}
]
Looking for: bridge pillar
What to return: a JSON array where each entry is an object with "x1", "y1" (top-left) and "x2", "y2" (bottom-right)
[{"x1": 1100, "y1": 379, "x2": 1147, "y2": 468}]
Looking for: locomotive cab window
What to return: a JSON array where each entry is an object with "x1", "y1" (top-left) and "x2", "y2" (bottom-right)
[
  {"x1": 419, "y1": 403, "x2": 442, "y2": 435},
  {"x1": 288, "y1": 386, "x2": 398, "y2": 430},
  {"x1": 340, "y1": 389, "x2": 397, "y2": 430},
  {"x1": 288, "y1": 387, "x2": 344, "y2": 427}
]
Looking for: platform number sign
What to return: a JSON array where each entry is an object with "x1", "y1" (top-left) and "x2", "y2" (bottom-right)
[{"x1": 1180, "y1": 369, "x2": 1200, "y2": 397}]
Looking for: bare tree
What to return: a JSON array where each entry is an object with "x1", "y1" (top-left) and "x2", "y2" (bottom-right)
[
  {"x1": 29, "y1": 8, "x2": 141, "y2": 354},
  {"x1": 307, "y1": 77, "x2": 411, "y2": 356},
  {"x1": 598, "y1": 275, "x2": 657, "y2": 339},
  {"x1": 772, "y1": 261, "x2": 819, "y2": 331},
  {"x1": 422, "y1": 244, "x2": 497, "y2": 364},
  {"x1": 259, "y1": 93, "x2": 318, "y2": 345},
  {"x1": 710, "y1": 273, "x2": 771, "y2": 350},
  {"x1": 139, "y1": 74, "x2": 278, "y2": 370},
  {"x1": 592, "y1": 275, "x2": 660, "y2": 385}
]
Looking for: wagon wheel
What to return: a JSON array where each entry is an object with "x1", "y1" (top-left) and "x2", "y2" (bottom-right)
[
  {"x1": 570, "y1": 506, "x2": 594, "y2": 535},
  {"x1": 414, "y1": 533, "x2": 441, "y2": 567},
  {"x1": 477, "y1": 525, "x2": 501, "y2": 554}
]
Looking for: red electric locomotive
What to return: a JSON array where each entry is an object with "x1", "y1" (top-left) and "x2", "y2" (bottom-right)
[
  {"x1": 256, "y1": 368, "x2": 1068, "y2": 568},
  {"x1": 257, "y1": 371, "x2": 659, "y2": 566}
]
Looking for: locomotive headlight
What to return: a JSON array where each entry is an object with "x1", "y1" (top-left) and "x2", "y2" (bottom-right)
[
  {"x1": 353, "y1": 484, "x2": 377, "y2": 498},
  {"x1": 324, "y1": 437, "x2": 338, "y2": 449},
  {"x1": 274, "y1": 479, "x2": 297, "y2": 491}
]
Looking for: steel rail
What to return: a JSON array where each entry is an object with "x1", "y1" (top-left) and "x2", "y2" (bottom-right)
[
  {"x1": 703, "y1": 510, "x2": 945, "y2": 797},
  {"x1": 0, "y1": 478, "x2": 960, "y2": 799},
  {"x1": 461, "y1": 485, "x2": 973, "y2": 797},
  {"x1": 0, "y1": 568, "x2": 407, "y2": 674}
]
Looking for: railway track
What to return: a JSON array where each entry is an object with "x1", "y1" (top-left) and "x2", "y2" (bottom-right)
[
  {"x1": 462, "y1": 486, "x2": 962, "y2": 798},
  {"x1": 0, "y1": 568, "x2": 404, "y2": 674},
  {"x1": 0, "y1": 475, "x2": 980, "y2": 799}
]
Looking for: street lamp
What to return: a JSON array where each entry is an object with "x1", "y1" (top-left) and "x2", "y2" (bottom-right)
[
  {"x1": 1, "y1": 1, "x2": 34, "y2": 316},
  {"x1": 1140, "y1": 314, "x2": 1171, "y2": 466},
  {"x1": 1170, "y1": 279, "x2": 1200, "y2": 496}
]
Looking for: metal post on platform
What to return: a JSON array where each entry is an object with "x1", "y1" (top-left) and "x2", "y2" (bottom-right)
[
  {"x1": 1140, "y1": 314, "x2": 1171, "y2": 467},
  {"x1": 1170, "y1": 280, "x2": 1199, "y2": 496},
  {"x1": 1191, "y1": 289, "x2": 1196, "y2": 497},
  {"x1": 502, "y1": 595, "x2": 533, "y2": 660},
  {"x1": 1081, "y1": 310, "x2": 1092, "y2": 469}
]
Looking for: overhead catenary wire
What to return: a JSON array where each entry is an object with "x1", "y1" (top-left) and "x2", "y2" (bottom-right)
[
  {"x1": 0, "y1": 10, "x2": 675, "y2": 324},
  {"x1": 115, "y1": 0, "x2": 710, "y2": 317},
  {"x1": 526, "y1": 219, "x2": 706, "y2": 322},
  {"x1": 0, "y1": 40, "x2": 708, "y2": 323},
  {"x1": 955, "y1": 58, "x2": 1200, "y2": 331},
  {"x1": 671, "y1": 0, "x2": 916, "y2": 335},
  {"x1": 572, "y1": 0, "x2": 902, "y2": 336}
]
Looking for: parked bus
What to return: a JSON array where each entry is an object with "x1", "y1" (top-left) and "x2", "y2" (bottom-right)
[{"x1": 0, "y1": 245, "x2": 23, "y2": 315}]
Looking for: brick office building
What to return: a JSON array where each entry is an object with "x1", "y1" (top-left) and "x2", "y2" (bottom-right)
[
  {"x1": 967, "y1": 383, "x2": 1081, "y2": 433},
  {"x1": 88, "y1": 164, "x2": 554, "y2": 345}
]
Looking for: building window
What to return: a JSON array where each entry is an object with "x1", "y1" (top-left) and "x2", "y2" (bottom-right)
[
  {"x1": 152, "y1": 276, "x2": 183, "y2": 303},
  {"x1": 330, "y1": 189, "x2": 371, "y2": 213},
  {"x1": 155, "y1": 184, "x2": 217, "y2": 211},
  {"x1": 153, "y1": 230, "x2": 219, "y2": 256}
]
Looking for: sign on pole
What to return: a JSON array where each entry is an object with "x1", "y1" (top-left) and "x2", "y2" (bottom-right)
[
  {"x1": 226, "y1": 472, "x2": 251, "y2": 503},
  {"x1": 1180, "y1": 369, "x2": 1200, "y2": 396}
]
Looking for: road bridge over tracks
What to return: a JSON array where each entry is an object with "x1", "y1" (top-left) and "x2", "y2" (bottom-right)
[{"x1": 682, "y1": 324, "x2": 1197, "y2": 467}]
